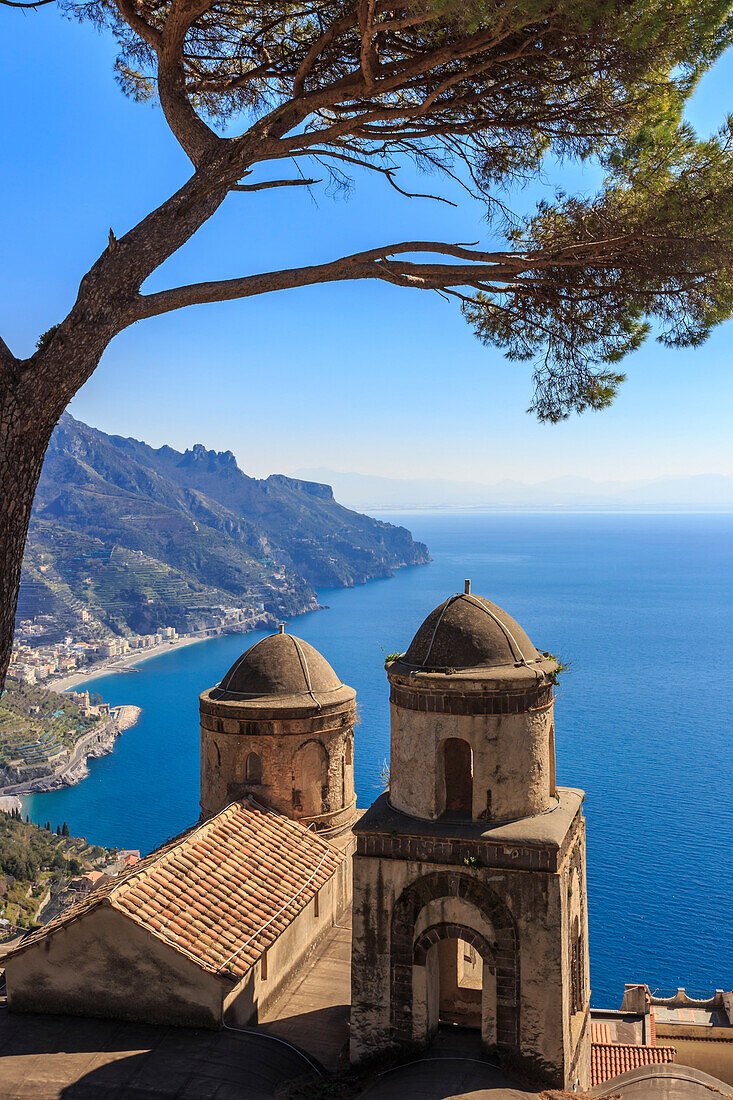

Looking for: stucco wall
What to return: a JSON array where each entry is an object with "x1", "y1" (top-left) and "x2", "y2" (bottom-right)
[
  {"x1": 388, "y1": 694, "x2": 554, "y2": 823},
  {"x1": 654, "y1": 1037, "x2": 733, "y2": 1086},
  {"x1": 5, "y1": 904, "x2": 227, "y2": 1027},
  {"x1": 224, "y1": 851, "x2": 352, "y2": 1025},
  {"x1": 350, "y1": 849, "x2": 583, "y2": 1087}
]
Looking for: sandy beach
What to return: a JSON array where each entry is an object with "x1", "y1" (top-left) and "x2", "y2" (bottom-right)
[{"x1": 49, "y1": 633, "x2": 211, "y2": 692}]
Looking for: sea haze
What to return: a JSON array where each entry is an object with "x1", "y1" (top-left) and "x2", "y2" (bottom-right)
[{"x1": 23, "y1": 511, "x2": 733, "y2": 1006}]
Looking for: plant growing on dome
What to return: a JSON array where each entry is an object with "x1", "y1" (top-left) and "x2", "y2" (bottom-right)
[{"x1": 545, "y1": 655, "x2": 573, "y2": 685}]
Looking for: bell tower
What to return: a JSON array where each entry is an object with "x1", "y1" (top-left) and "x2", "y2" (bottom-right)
[
  {"x1": 350, "y1": 585, "x2": 590, "y2": 1088},
  {"x1": 199, "y1": 627, "x2": 357, "y2": 838}
]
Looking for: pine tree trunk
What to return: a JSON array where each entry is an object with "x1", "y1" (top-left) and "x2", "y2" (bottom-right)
[{"x1": 0, "y1": 366, "x2": 69, "y2": 689}]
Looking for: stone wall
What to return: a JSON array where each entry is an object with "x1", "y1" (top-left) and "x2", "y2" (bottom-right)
[
  {"x1": 5, "y1": 905, "x2": 227, "y2": 1027},
  {"x1": 199, "y1": 689, "x2": 356, "y2": 835},
  {"x1": 350, "y1": 795, "x2": 590, "y2": 1089}
]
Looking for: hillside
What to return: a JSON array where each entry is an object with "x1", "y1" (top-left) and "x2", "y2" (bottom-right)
[
  {"x1": 0, "y1": 683, "x2": 102, "y2": 771},
  {"x1": 17, "y1": 415, "x2": 429, "y2": 636},
  {"x1": 0, "y1": 809, "x2": 115, "y2": 931}
]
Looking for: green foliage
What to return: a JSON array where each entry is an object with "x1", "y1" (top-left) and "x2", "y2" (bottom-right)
[
  {"x1": 0, "y1": 811, "x2": 114, "y2": 927},
  {"x1": 383, "y1": 653, "x2": 402, "y2": 666},
  {"x1": 59, "y1": 0, "x2": 733, "y2": 414},
  {"x1": 466, "y1": 117, "x2": 733, "y2": 419},
  {"x1": 0, "y1": 683, "x2": 100, "y2": 768},
  {"x1": 544, "y1": 654, "x2": 572, "y2": 685}
]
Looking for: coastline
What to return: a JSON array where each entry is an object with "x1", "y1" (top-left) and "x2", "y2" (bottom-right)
[
  {"x1": 48, "y1": 633, "x2": 217, "y2": 692},
  {"x1": 0, "y1": 706, "x2": 142, "y2": 798}
]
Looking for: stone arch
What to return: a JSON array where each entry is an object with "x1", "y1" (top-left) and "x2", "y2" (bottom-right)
[
  {"x1": 568, "y1": 843, "x2": 586, "y2": 1014},
  {"x1": 390, "y1": 871, "x2": 519, "y2": 1049},
  {"x1": 413, "y1": 922, "x2": 495, "y2": 966}
]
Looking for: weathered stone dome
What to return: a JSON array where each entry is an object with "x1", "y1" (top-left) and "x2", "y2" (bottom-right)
[
  {"x1": 212, "y1": 631, "x2": 342, "y2": 699},
  {"x1": 401, "y1": 592, "x2": 540, "y2": 672}
]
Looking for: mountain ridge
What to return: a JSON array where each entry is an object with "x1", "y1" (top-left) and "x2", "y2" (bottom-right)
[{"x1": 17, "y1": 416, "x2": 429, "y2": 637}]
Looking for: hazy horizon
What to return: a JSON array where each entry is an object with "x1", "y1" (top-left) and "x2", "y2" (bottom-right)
[{"x1": 292, "y1": 466, "x2": 733, "y2": 511}]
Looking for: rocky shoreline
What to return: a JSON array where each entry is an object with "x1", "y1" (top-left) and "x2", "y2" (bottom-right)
[{"x1": 0, "y1": 706, "x2": 142, "y2": 797}]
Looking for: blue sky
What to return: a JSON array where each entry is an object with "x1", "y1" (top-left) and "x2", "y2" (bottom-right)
[{"x1": 1, "y1": 8, "x2": 732, "y2": 484}]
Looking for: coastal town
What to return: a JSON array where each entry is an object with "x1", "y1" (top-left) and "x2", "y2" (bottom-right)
[{"x1": 8, "y1": 604, "x2": 274, "y2": 690}]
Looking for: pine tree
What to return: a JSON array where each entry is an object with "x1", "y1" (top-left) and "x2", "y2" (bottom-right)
[
  {"x1": 3, "y1": 0, "x2": 733, "y2": 687},
  {"x1": 56, "y1": 825, "x2": 61, "y2": 836},
  {"x1": 61, "y1": 822, "x2": 70, "y2": 837}
]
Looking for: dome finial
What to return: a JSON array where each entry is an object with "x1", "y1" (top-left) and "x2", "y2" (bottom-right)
[
  {"x1": 464, "y1": 579, "x2": 471, "y2": 594},
  {"x1": 278, "y1": 623, "x2": 285, "y2": 634}
]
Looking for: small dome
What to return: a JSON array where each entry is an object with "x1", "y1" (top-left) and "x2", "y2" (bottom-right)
[
  {"x1": 401, "y1": 592, "x2": 540, "y2": 671},
  {"x1": 213, "y1": 631, "x2": 342, "y2": 699}
]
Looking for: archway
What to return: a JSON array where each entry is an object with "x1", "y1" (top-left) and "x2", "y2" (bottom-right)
[
  {"x1": 441, "y1": 738, "x2": 473, "y2": 818},
  {"x1": 412, "y1": 922, "x2": 497, "y2": 1048},
  {"x1": 390, "y1": 871, "x2": 519, "y2": 1052}
]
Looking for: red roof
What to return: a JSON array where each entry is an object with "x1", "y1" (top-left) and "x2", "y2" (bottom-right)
[
  {"x1": 5, "y1": 799, "x2": 343, "y2": 981},
  {"x1": 591, "y1": 1043, "x2": 676, "y2": 1085}
]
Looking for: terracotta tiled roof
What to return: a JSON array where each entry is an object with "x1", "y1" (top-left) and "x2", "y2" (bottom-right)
[
  {"x1": 6, "y1": 800, "x2": 343, "y2": 981},
  {"x1": 591, "y1": 1043, "x2": 677, "y2": 1085},
  {"x1": 591, "y1": 1022, "x2": 614, "y2": 1044}
]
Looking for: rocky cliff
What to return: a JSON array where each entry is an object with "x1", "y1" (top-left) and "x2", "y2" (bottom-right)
[{"x1": 19, "y1": 414, "x2": 429, "y2": 634}]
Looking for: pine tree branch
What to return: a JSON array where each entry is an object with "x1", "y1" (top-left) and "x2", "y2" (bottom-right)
[{"x1": 132, "y1": 242, "x2": 529, "y2": 320}]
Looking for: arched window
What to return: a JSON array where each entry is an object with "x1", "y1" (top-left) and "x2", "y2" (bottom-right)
[
  {"x1": 245, "y1": 752, "x2": 262, "y2": 784},
  {"x1": 442, "y1": 738, "x2": 473, "y2": 819}
]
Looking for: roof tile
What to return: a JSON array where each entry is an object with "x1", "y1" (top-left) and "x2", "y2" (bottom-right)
[
  {"x1": 591, "y1": 1043, "x2": 676, "y2": 1086},
  {"x1": 7, "y1": 798, "x2": 343, "y2": 982}
]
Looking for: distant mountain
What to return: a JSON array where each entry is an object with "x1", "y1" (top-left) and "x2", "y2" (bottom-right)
[
  {"x1": 17, "y1": 416, "x2": 429, "y2": 636},
  {"x1": 293, "y1": 468, "x2": 733, "y2": 511}
]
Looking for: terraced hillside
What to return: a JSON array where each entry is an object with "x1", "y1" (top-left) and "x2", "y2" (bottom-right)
[
  {"x1": 18, "y1": 414, "x2": 429, "y2": 636},
  {"x1": 0, "y1": 685, "x2": 101, "y2": 770}
]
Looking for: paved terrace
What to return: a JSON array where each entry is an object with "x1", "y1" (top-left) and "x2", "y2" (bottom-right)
[{"x1": 0, "y1": 1010, "x2": 317, "y2": 1099}]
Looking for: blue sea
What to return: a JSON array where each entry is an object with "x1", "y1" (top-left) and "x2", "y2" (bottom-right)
[{"x1": 23, "y1": 512, "x2": 733, "y2": 1007}]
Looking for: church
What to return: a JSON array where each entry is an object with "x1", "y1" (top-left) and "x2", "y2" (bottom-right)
[{"x1": 3, "y1": 585, "x2": 591, "y2": 1089}]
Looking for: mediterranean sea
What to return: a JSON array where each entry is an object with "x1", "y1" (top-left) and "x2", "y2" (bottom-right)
[{"x1": 23, "y1": 511, "x2": 733, "y2": 1006}]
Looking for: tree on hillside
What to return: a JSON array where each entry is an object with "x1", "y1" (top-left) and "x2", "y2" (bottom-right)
[{"x1": 2, "y1": 0, "x2": 733, "y2": 686}]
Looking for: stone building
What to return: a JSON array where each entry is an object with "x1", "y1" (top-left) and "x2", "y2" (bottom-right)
[
  {"x1": 199, "y1": 626, "x2": 357, "y2": 837},
  {"x1": 3, "y1": 630, "x2": 356, "y2": 1028},
  {"x1": 4, "y1": 798, "x2": 349, "y2": 1028},
  {"x1": 350, "y1": 585, "x2": 591, "y2": 1089}
]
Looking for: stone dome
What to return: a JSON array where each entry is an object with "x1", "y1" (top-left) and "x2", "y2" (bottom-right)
[
  {"x1": 400, "y1": 591, "x2": 540, "y2": 672},
  {"x1": 212, "y1": 631, "x2": 342, "y2": 700}
]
